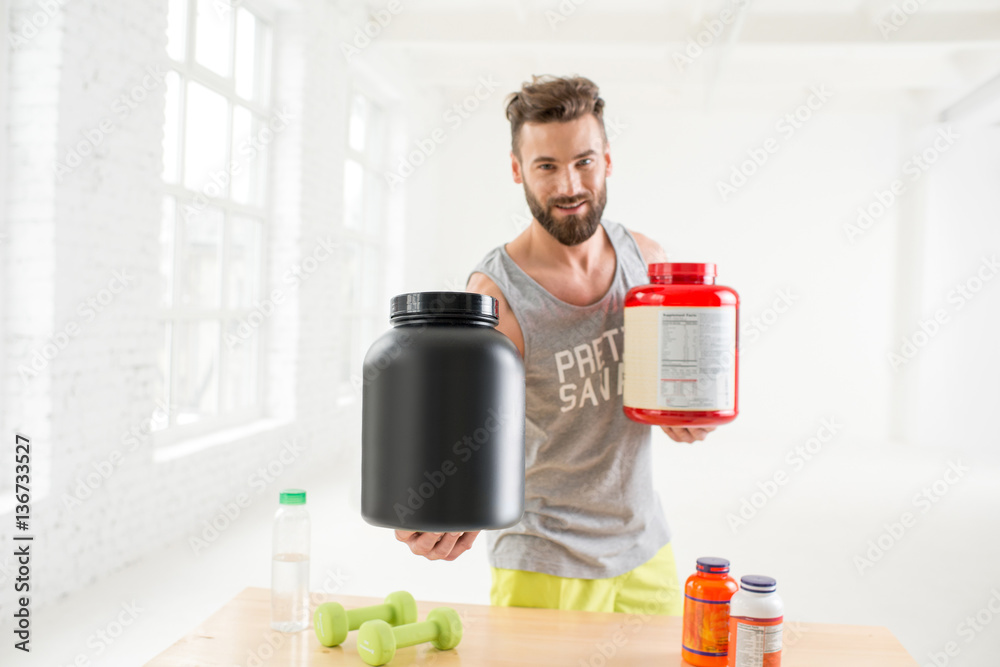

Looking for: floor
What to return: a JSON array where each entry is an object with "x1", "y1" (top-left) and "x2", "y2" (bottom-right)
[{"x1": 1, "y1": 434, "x2": 998, "y2": 667}]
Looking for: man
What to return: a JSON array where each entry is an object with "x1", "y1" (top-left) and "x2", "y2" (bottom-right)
[{"x1": 395, "y1": 75, "x2": 715, "y2": 615}]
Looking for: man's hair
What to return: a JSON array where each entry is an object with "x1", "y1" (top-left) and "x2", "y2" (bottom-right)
[{"x1": 505, "y1": 75, "x2": 606, "y2": 159}]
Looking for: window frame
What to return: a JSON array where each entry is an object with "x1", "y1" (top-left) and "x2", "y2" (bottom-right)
[
  {"x1": 338, "y1": 75, "x2": 396, "y2": 398},
  {"x1": 155, "y1": 0, "x2": 276, "y2": 445}
]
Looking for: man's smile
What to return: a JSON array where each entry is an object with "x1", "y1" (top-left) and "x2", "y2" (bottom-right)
[{"x1": 553, "y1": 200, "x2": 588, "y2": 214}]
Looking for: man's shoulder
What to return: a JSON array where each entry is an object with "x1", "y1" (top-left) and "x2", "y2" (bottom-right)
[
  {"x1": 467, "y1": 245, "x2": 506, "y2": 288},
  {"x1": 622, "y1": 226, "x2": 668, "y2": 265},
  {"x1": 467, "y1": 244, "x2": 513, "y2": 307},
  {"x1": 466, "y1": 269, "x2": 503, "y2": 300},
  {"x1": 466, "y1": 263, "x2": 525, "y2": 357}
]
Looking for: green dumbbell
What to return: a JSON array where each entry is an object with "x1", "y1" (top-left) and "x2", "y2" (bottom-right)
[
  {"x1": 313, "y1": 591, "x2": 417, "y2": 647},
  {"x1": 356, "y1": 607, "x2": 463, "y2": 666}
]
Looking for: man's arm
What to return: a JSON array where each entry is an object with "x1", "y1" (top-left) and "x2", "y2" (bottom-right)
[
  {"x1": 629, "y1": 229, "x2": 669, "y2": 265},
  {"x1": 466, "y1": 271, "x2": 525, "y2": 358},
  {"x1": 628, "y1": 228, "x2": 715, "y2": 444}
]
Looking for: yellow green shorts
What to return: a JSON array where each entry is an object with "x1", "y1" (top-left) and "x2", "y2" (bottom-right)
[{"x1": 490, "y1": 542, "x2": 683, "y2": 616}]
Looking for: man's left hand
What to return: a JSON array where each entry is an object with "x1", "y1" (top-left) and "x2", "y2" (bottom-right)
[{"x1": 661, "y1": 426, "x2": 716, "y2": 443}]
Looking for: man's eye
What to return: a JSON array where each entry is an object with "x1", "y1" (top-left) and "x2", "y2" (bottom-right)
[
  {"x1": 538, "y1": 164, "x2": 555, "y2": 170},
  {"x1": 577, "y1": 159, "x2": 593, "y2": 167}
]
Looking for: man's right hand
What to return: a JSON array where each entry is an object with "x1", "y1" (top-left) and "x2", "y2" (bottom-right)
[{"x1": 394, "y1": 530, "x2": 480, "y2": 561}]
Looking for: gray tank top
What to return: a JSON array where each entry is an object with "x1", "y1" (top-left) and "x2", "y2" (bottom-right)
[{"x1": 467, "y1": 219, "x2": 671, "y2": 580}]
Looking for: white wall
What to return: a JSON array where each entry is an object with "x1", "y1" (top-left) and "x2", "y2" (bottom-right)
[{"x1": 914, "y1": 121, "x2": 1000, "y2": 455}]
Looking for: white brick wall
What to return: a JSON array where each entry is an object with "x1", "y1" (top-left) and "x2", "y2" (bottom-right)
[{"x1": 0, "y1": 0, "x2": 365, "y2": 607}]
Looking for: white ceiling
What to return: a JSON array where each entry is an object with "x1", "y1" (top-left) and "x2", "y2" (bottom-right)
[
  {"x1": 355, "y1": 0, "x2": 1000, "y2": 117},
  {"x1": 389, "y1": 0, "x2": 1000, "y2": 15}
]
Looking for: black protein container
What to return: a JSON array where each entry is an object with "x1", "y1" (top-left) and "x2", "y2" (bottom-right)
[{"x1": 361, "y1": 291, "x2": 525, "y2": 532}]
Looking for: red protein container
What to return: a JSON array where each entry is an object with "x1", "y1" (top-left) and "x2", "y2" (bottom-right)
[{"x1": 623, "y1": 263, "x2": 739, "y2": 427}]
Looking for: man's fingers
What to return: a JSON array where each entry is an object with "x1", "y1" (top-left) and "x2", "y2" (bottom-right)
[
  {"x1": 444, "y1": 531, "x2": 480, "y2": 561},
  {"x1": 397, "y1": 530, "x2": 481, "y2": 560},
  {"x1": 662, "y1": 425, "x2": 719, "y2": 443},
  {"x1": 427, "y1": 532, "x2": 462, "y2": 560},
  {"x1": 664, "y1": 426, "x2": 694, "y2": 443},
  {"x1": 408, "y1": 532, "x2": 444, "y2": 556}
]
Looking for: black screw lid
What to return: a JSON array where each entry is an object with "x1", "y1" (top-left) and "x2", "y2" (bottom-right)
[
  {"x1": 740, "y1": 575, "x2": 777, "y2": 592},
  {"x1": 390, "y1": 291, "x2": 499, "y2": 325}
]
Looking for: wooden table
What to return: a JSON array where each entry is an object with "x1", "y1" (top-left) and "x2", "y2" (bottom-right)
[{"x1": 144, "y1": 587, "x2": 918, "y2": 666}]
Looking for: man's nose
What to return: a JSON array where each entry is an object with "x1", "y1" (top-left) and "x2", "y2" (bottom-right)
[{"x1": 554, "y1": 167, "x2": 584, "y2": 198}]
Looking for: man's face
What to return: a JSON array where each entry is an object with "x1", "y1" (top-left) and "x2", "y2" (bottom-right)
[{"x1": 512, "y1": 114, "x2": 611, "y2": 247}]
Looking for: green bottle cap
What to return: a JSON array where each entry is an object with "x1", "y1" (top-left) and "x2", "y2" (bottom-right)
[{"x1": 280, "y1": 489, "x2": 306, "y2": 505}]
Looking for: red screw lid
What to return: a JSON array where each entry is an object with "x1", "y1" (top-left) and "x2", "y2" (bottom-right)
[{"x1": 648, "y1": 262, "x2": 716, "y2": 278}]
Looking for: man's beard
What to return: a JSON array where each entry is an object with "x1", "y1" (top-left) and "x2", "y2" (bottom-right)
[{"x1": 523, "y1": 181, "x2": 607, "y2": 247}]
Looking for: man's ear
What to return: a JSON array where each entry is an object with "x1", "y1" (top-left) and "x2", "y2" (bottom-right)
[
  {"x1": 604, "y1": 142, "x2": 613, "y2": 177},
  {"x1": 511, "y1": 151, "x2": 523, "y2": 185}
]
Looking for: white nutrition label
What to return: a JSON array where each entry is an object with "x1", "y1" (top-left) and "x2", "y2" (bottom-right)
[
  {"x1": 732, "y1": 622, "x2": 782, "y2": 667},
  {"x1": 656, "y1": 307, "x2": 736, "y2": 410}
]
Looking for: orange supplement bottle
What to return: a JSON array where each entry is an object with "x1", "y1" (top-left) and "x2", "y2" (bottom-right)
[{"x1": 682, "y1": 557, "x2": 739, "y2": 666}]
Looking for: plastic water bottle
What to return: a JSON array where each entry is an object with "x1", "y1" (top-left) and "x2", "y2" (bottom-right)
[{"x1": 271, "y1": 488, "x2": 310, "y2": 632}]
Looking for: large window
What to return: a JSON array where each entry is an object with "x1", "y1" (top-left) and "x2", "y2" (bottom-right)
[
  {"x1": 155, "y1": 0, "x2": 273, "y2": 436},
  {"x1": 341, "y1": 88, "x2": 390, "y2": 393}
]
